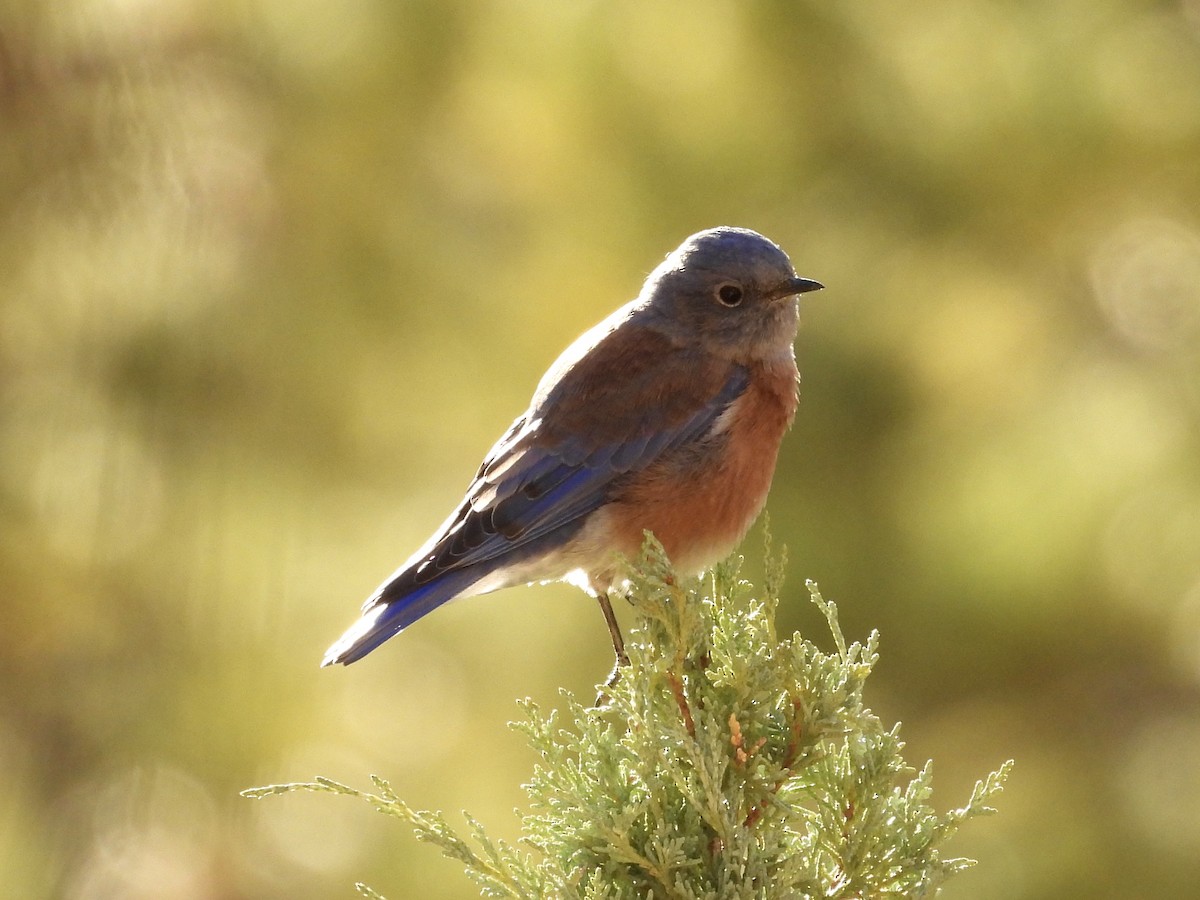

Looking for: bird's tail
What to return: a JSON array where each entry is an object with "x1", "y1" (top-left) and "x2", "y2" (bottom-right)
[{"x1": 321, "y1": 569, "x2": 480, "y2": 666}]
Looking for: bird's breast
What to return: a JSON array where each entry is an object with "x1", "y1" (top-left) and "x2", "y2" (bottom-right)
[{"x1": 603, "y1": 358, "x2": 799, "y2": 576}]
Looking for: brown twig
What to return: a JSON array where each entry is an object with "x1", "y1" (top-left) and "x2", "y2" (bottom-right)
[
  {"x1": 743, "y1": 695, "x2": 806, "y2": 829},
  {"x1": 667, "y1": 671, "x2": 695, "y2": 738}
]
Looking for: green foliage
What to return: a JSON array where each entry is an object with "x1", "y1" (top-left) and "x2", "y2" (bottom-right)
[{"x1": 245, "y1": 537, "x2": 1012, "y2": 899}]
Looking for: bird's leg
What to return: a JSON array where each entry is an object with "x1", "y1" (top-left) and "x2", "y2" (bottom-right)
[{"x1": 594, "y1": 591, "x2": 629, "y2": 705}]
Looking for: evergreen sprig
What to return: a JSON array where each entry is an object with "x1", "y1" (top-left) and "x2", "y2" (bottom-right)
[{"x1": 245, "y1": 534, "x2": 1012, "y2": 898}]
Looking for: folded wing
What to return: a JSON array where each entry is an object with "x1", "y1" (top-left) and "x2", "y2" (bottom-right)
[{"x1": 322, "y1": 325, "x2": 749, "y2": 665}]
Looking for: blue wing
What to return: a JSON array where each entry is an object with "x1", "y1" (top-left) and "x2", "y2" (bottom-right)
[{"x1": 322, "y1": 328, "x2": 751, "y2": 666}]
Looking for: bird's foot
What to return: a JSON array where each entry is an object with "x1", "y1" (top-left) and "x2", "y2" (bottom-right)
[{"x1": 593, "y1": 652, "x2": 628, "y2": 708}]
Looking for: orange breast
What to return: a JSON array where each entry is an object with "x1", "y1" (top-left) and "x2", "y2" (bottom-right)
[{"x1": 606, "y1": 359, "x2": 799, "y2": 574}]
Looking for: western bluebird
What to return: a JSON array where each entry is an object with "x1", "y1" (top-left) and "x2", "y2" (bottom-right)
[{"x1": 322, "y1": 227, "x2": 822, "y2": 682}]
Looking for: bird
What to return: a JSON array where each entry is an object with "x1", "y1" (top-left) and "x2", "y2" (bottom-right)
[{"x1": 322, "y1": 226, "x2": 822, "y2": 684}]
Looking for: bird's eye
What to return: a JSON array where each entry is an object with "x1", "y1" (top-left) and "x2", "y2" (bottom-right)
[{"x1": 716, "y1": 283, "x2": 744, "y2": 307}]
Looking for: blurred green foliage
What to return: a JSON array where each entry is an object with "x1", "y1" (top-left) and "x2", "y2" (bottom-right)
[{"x1": 1, "y1": 1, "x2": 1199, "y2": 897}]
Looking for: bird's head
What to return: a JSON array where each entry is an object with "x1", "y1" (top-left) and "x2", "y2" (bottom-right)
[{"x1": 640, "y1": 227, "x2": 822, "y2": 362}]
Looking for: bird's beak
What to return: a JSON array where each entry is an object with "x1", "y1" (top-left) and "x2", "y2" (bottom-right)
[
  {"x1": 787, "y1": 276, "x2": 824, "y2": 295},
  {"x1": 772, "y1": 276, "x2": 824, "y2": 300}
]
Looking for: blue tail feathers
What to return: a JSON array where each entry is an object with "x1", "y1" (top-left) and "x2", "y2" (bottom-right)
[{"x1": 321, "y1": 568, "x2": 481, "y2": 666}]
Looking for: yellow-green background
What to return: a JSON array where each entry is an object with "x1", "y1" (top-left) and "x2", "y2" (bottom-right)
[{"x1": 3, "y1": 1, "x2": 1200, "y2": 897}]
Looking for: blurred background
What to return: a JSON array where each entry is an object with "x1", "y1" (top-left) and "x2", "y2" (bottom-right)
[{"x1": 2, "y1": 0, "x2": 1199, "y2": 897}]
